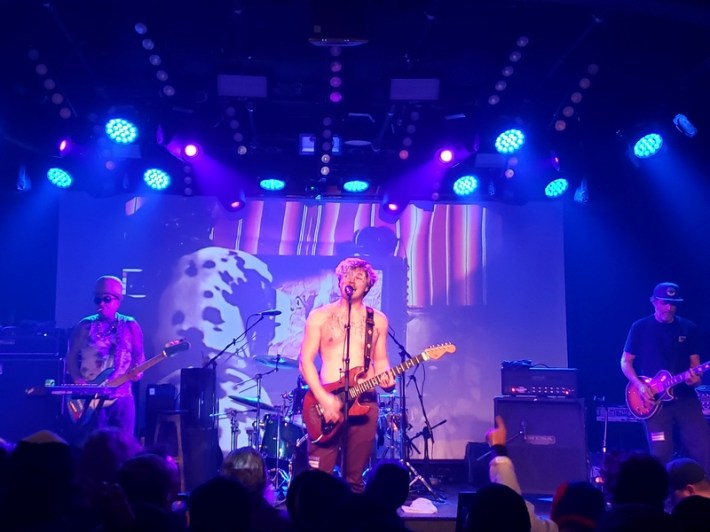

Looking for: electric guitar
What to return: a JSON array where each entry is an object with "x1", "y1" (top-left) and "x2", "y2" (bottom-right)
[
  {"x1": 66, "y1": 339, "x2": 190, "y2": 424},
  {"x1": 302, "y1": 342, "x2": 456, "y2": 444},
  {"x1": 625, "y1": 360, "x2": 710, "y2": 419}
]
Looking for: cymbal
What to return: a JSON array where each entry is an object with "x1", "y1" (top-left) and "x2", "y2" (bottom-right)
[
  {"x1": 228, "y1": 395, "x2": 276, "y2": 412},
  {"x1": 254, "y1": 354, "x2": 298, "y2": 369}
]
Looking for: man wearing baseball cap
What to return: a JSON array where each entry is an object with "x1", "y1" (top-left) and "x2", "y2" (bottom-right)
[
  {"x1": 667, "y1": 457, "x2": 710, "y2": 507},
  {"x1": 65, "y1": 275, "x2": 145, "y2": 440},
  {"x1": 620, "y1": 282, "x2": 710, "y2": 474}
]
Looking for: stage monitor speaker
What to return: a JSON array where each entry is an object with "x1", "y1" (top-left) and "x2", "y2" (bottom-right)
[
  {"x1": 180, "y1": 367, "x2": 215, "y2": 428},
  {"x1": 0, "y1": 356, "x2": 63, "y2": 441},
  {"x1": 465, "y1": 442, "x2": 490, "y2": 487},
  {"x1": 494, "y1": 396, "x2": 588, "y2": 495}
]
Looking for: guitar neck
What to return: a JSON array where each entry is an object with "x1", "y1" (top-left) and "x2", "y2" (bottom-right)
[
  {"x1": 662, "y1": 360, "x2": 710, "y2": 392},
  {"x1": 107, "y1": 351, "x2": 167, "y2": 388},
  {"x1": 348, "y1": 351, "x2": 429, "y2": 399}
]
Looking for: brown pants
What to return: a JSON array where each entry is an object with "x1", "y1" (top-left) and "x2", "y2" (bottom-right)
[{"x1": 307, "y1": 396, "x2": 378, "y2": 493}]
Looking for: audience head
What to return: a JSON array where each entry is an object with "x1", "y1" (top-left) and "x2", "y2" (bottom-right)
[
  {"x1": 666, "y1": 458, "x2": 710, "y2": 506},
  {"x1": 596, "y1": 503, "x2": 672, "y2": 532},
  {"x1": 364, "y1": 459, "x2": 411, "y2": 512},
  {"x1": 462, "y1": 483, "x2": 530, "y2": 532},
  {"x1": 672, "y1": 495, "x2": 710, "y2": 531},
  {"x1": 78, "y1": 427, "x2": 142, "y2": 485},
  {"x1": 550, "y1": 480, "x2": 606, "y2": 531},
  {"x1": 115, "y1": 453, "x2": 176, "y2": 509},
  {"x1": 286, "y1": 469, "x2": 352, "y2": 531},
  {"x1": 2, "y1": 431, "x2": 76, "y2": 530},
  {"x1": 603, "y1": 451, "x2": 668, "y2": 510},
  {"x1": 220, "y1": 446, "x2": 267, "y2": 497},
  {"x1": 188, "y1": 476, "x2": 251, "y2": 532}
]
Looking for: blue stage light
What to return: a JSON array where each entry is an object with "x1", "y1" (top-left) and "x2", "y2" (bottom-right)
[
  {"x1": 260, "y1": 178, "x2": 286, "y2": 191},
  {"x1": 452, "y1": 175, "x2": 479, "y2": 196},
  {"x1": 105, "y1": 118, "x2": 138, "y2": 145},
  {"x1": 544, "y1": 178, "x2": 569, "y2": 198},
  {"x1": 343, "y1": 179, "x2": 369, "y2": 193},
  {"x1": 633, "y1": 133, "x2": 663, "y2": 158},
  {"x1": 143, "y1": 168, "x2": 171, "y2": 190},
  {"x1": 47, "y1": 167, "x2": 73, "y2": 188},
  {"x1": 495, "y1": 129, "x2": 525, "y2": 154}
]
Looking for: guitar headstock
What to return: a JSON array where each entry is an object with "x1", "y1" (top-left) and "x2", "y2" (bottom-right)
[
  {"x1": 423, "y1": 343, "x2": 456, "y2": 360},
  {"x1": 163, "y1": 339, "x2": 190, "y2": 356}
]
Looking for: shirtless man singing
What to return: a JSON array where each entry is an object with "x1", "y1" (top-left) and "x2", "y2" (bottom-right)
[{"x1": 298, "y1": 257, "x2": 395, "y2": 492}]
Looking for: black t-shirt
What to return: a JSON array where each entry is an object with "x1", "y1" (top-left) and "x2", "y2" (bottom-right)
[{"x1": 624, "y1": 314, "x2": 699, "y2": 397}]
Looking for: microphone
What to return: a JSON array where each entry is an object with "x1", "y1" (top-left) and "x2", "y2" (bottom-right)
[
  {"x1": 257, "y1": 309, "x2": 282, "y2": 316},
  {"x1": 344, "y1": 285, "x2": 354, "y2": 298}
]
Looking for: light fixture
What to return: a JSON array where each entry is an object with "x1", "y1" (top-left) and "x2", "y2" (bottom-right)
[
  {"x1": 47, "y1": 167, "x2": 73, "y2": 188},
  {"x1": 633, "y1": 133, "x2": 663, "y2": 158},
  {"x1": 143, "y1": 168, "x2": 171, "y2": 190},
  {"x1": 260, "y1": 178, "x2": 286, "y2": 191},
  {"x1": 105, "y1": 118, "x2": 139, "y2": 145},
  {"x1": 544, "y1": 178, "x2": 569, "y2": 199},
  {"x1": 495, "y1": 129, "x2": 525, "y2": 154},
  {"x1": 453, "y1": 175, "x2": 479, "y2": 197}
]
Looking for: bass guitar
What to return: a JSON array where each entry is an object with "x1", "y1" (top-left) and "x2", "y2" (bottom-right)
[
  {"x1": 302, "y1": 342, "x2": 456, "y2": 444},
  {"x1": 67, "y1": 339, "x2": 190, "y2": 424},
  {"x1": 625, "y1": 360, "x2": 710, "y2": 419}
]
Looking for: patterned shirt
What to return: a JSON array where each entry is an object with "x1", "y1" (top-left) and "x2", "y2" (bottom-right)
[{"x1": 68, "y1": 312, "x2": 144, "y2": 397}]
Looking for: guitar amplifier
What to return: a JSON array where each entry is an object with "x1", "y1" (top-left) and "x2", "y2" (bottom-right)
[
  {"x1": 0, "y1": 326, "x2": 67, "y2": 357},
  {"x1": 501, "y1": 365, "x2": 578, "y2": 398}
]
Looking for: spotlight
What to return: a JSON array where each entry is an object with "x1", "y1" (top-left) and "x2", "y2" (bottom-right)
[
  {"x1": 436, "y1": 148, "x2": 455, "y2": 165},
  {"x1": 105, "y1": 118, "x2": 139, "y2": 145},
  {"x1": 343, "y1": 179, "x2": 370, "y2": 193},
  {"x1": 260, "y1": 178, "x2": 286, "y2": 191},
  {"x1": 183, "y1": 143, "x2": 200, "y2": 158},
  {"x1": 452, "y1": 175, "x2": 479, "y2": 197},
  {"x1": 143, "y1": 168, "x2": 171, "y2": 190},
  {"x1": 633, "y1": 133, "x2": 663, "y2": 158},
  {"x1": 544, "y1": 178, "x2": 569, "y2": 198},
  {"x1": 58, "y1": 137, "x2": 72, "y2": 156},
  {"x1": 495, "y1": 129, "x2": 525, "y2": 154},
  {"x1": 47, "y1": 167, "x2": 73, "y2": 188}
]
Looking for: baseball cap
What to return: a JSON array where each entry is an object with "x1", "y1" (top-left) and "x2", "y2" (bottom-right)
[
  {"x1": 651, "y1": 282, "x2": 683, "y2": 303},
  {"x1": 666, "y1": 458, "x2": 706, "y2": 491},
  {"x1": 95, "y1": 275, "x2": 124, "y2": 299}
]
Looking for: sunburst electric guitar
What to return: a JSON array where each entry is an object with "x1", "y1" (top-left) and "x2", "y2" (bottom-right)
[
  {"x1": 625, "y1": 360, "x2": 710, "y2": 419},
  {"x1": 67, "y1": 339, "x2": 190, "y2": 424},
  {"x1": 302, "y1": 342, "x2": 456, "y2": 444}
]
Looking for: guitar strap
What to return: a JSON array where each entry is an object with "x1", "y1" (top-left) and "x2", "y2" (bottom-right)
[{"x1": 364, "y1": 306, "x2": 375, "y2": 372}]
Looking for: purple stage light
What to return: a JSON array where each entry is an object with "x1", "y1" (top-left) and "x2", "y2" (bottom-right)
[
  {"x1": 437, "y1": 148, "x2": 454, "y2": 164},
  {"x1": 183, "y1": 143, "x2": 199, "y2": 158}
]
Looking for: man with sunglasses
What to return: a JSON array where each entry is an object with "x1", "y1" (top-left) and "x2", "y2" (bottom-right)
[{"x1": 65, "y1": 275, "x2": 145, "y2": 438}]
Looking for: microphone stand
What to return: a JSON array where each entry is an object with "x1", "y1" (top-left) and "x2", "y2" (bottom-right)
[
  {"x1": 340, "y1": 288, "x2": 353, "y2": 479},
  {"x1": 387, "y1": 328, "x2": 443, "y2": 501},
  {"x1": 201, "y1": 314, "x2": 265, "y2": 430}
]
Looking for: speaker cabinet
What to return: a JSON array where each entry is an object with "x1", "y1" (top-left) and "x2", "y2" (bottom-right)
[
  {"x1": 494, "y1": 396, "x2": 588, "y2": 495},
  {"x1": 0, "y1": 356, "x2": 63, "y2": 442},
  {"x1": 180, "y1": 367, "x2": 215, "y2": 428},
  {"x1": 183, "y1": 427, "x2": 222, "y2": 491}
]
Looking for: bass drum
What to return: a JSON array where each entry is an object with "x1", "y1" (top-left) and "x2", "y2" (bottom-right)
[{"x1": 260, "y1": 414, "x2": 305, "y2": 461}]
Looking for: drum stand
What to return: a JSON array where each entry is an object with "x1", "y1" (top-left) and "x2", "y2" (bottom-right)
[{"x1": 265, "y1": 403, "x2": 291, "y2": 501}]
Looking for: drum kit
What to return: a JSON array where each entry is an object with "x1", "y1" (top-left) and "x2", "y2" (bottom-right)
[{"x1": 225, "y1": 354, "x2": 405, "y2": 495}]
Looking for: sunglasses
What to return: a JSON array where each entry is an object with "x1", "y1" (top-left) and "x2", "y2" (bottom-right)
[{"x1": 94, "y1": 296, "x2": 117, "y2": 305}]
